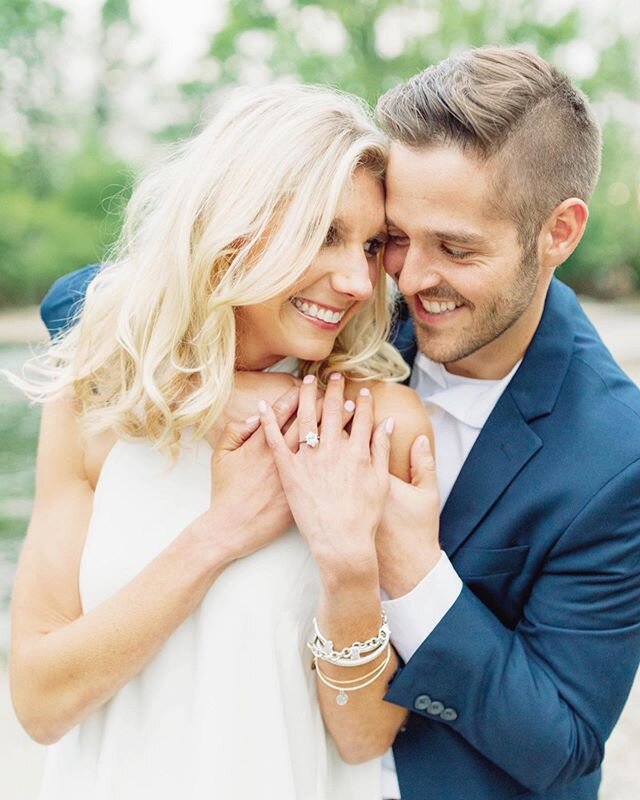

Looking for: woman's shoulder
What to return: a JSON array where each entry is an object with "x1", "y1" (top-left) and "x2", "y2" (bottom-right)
[
  {"x1": 345, "y1": 379, "x2": 432, "y2": 481},
  {"x1": 345, "y1": 378, "x2": 426, "y2": 420}
]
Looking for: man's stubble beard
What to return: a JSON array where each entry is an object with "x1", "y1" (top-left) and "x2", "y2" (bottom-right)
[{"x1": 413, "y1": 247, "x2": 541, "y2": 365}]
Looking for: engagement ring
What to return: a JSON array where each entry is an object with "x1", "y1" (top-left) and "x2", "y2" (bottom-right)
[{"x1": 300, "y1": 431, "x2": 320, "y2": 448}]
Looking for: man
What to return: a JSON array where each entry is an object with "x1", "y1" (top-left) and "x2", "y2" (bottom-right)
[
  {"x1": 41, "y1": 47, "x2": 640, "y2": 800},
  {"x1": 370, "y1": 47, "x2": 640, "y2": 800}
]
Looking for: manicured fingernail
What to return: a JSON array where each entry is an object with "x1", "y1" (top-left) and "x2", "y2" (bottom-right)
[
  {"x1": 258, "y1": 400, "x2": 267, "y2": 414},
  {"x1": 385, "y1": 417, "x2": 395, "y2": 434},
  {"x1": 303, "y1": 374, "x2": 315, "y2": 384},
  {"x1": 417, "y1": 434, "x2": 429, "y2": 448},
  {"x1": 359, "y1": 387, "x2": 370, "y2": 397},
  {"x1": 245, "y1": 415, "x2": 260, "y2": 425},
  {"x1": 330, "y1": 372, "x2": 341, "y2": 381},
  {"x1": 344, "y1": 399, "x2": 355, "y2": 413}
]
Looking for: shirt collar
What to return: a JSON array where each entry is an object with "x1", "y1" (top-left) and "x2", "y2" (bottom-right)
[{"x1": 412, "y1": 352, "x2": 522, "y2": 429}]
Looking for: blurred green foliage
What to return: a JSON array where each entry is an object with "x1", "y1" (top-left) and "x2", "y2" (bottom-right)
[
  {"x1": 0, "y1": 0, "x2": 638, "y2": 307},
  {"x1": 0, "y1": 138, "x2": 131, "y2": 306}
]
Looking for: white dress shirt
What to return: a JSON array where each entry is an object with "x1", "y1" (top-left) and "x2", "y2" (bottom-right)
[{"x1": 379, "y1": 352, "x2": 522, "y2": 799}]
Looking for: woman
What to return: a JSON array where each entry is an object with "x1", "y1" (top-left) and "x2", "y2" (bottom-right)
[{"x1": 9, "y1": 85, "x2": 433, "y2": 799}]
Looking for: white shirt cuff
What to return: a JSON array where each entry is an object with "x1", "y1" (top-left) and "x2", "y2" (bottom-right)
[{"x1": 381, "y1": 551, "x2": 462, "y2": 664}]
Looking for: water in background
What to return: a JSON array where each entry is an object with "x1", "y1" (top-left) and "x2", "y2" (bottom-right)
[{"x1": 0, "y1": 344, "x2": 41, "y2": 656}]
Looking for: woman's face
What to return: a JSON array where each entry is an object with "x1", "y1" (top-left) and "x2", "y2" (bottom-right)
[{"x1": 235, "y1": 168, "x2": 386, "y2": 370}]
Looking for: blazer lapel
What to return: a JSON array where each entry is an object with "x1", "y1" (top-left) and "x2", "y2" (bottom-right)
[
  {"x1": 439, "y1": 393, "x2": 542, "y2": 556},
  {"x1": 439, "y1": 278, "x2": 577, "y2": 557}
]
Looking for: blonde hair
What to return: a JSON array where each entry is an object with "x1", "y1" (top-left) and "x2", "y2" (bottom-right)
[
  {"x1": 14, "y1": 84, "x2": 408, "y2": 458},
  {"x1": 376, "y1": 46, "x2": 601, "y2": 247}
]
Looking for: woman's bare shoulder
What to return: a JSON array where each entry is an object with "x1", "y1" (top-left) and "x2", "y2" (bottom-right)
[{"x1": 345, "y1": 379, "x2": 432, "y2": 481}]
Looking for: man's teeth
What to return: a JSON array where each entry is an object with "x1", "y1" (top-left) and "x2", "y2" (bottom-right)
[
  {"x1": 419, "y1": 298, "x2": 461, "y2": 315},
  {"x1": 291, "y1": 297, "x2": 345, "y2": 324}
]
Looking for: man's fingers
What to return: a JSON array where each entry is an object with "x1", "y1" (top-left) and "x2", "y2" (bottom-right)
[{"x1": 410, "y1": 434, "x2": 437, "y2": 488}]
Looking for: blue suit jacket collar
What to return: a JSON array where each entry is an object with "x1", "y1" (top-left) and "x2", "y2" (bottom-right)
[
  {"x1": 429, "y1": 278, "x2": 577, "y2": 556},
  {"x1": 507, "y1": 278, "x2": 575, "y2": 422}
]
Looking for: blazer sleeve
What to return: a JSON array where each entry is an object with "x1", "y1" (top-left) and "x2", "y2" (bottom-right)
[
  {"x1": 384, "y1": 458, "x2": 640, "y2": 794},
  {"x1": 40, "y1": 263, "x2": 102, "y2": 338}
]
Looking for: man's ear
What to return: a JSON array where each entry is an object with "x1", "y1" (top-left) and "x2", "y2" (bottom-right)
[{"x1": 539, "y1": 198, "x2": 589, "y2": 271}]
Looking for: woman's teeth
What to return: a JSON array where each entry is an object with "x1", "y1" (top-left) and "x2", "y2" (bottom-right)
[
  {"x1": 290, "y1": 297, "x2": 345, "y2": 324},
  {"x1": 419, "y1": 298, "x2": 461, "y2": 315}
]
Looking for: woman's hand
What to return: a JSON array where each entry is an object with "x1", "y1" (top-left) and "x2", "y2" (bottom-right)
[
  {"x1": 257, "y1": 373, "x2": 394, "y2": 573},
  {"x1": 198, "y1": 385, "x2": 301, "y2": 564}
]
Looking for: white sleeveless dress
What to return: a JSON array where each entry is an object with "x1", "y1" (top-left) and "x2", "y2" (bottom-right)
[{"x1": 38, "y1": 358, "x2": 381, "y2": 800}]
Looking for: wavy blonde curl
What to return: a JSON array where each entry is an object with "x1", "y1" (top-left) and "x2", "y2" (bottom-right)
[{"x1": 11, "y1": 84, "x2": 409, "y2": 459}]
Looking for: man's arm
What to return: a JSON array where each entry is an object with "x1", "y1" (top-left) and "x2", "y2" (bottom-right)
[
  {"x1": 382, "y1": 460, "x2": 640, "y2": 793},
  {"x1": 40, "y1": 264, "x2": 101, "y2": 338}
]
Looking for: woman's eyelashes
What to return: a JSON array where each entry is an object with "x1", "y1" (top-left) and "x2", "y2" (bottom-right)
[
  {"x1": 323, "y1": 224, "x2": 340, "y2": 247},
  {"x1": 322, "y1": 225, "x2": 386, "y2": 257},
  {"x1": 363, "y1": 236, "x2": 386, "y2": 256}
]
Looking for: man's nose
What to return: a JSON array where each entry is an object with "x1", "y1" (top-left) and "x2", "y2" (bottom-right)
[{"x1": 397, "y1": 248, "x2": 441, "y2": 297}]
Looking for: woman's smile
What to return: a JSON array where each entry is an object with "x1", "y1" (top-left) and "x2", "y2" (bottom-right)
[{"x1": 289, "y1": 296, "x2": 351, "y2": 328}]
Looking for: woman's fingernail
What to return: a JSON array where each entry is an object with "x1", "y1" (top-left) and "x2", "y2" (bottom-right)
[
  {"x1": 258, "y1": 400, "x2": 267, "y2": 414},
  {"x1": 303, "y1": 374, "x2": 316, "y2": 384},
  {"x1": 359, "y1": 387, "x2": 370, "y2": 397},
  {"x1": 344, "y1": 399, "x2": 355, "y2": 413},
  {"x1": 245, "y1": 415, "x2": 260, "y2": 425},
  {"x1": 330, "y1": 372, "x2": 342, "y2": 381},
  {"x1": 385, "y1": 417, "x2": 395, "y2": 434},
  {"x1": 417, "y1": 434, "x2": 429, "y2": 449}
]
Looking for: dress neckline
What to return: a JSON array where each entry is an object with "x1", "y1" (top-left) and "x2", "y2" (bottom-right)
[{"x1": 262, "y1": 356, "x2": 300, "y2": 376}]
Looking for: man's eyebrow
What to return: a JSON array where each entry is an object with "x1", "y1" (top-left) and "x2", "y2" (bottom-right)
[
  {"x1": 386, "y1": 218, "x2": 486, "y2": 246},
  {"x1": 431, "y1": 229, "x2": 486, "y2": 245}
]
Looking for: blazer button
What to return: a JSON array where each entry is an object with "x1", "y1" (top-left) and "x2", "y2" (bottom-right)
[
  {"x1": 428, "y1": 700, "x2": 445, "y2": 715},
  {"x1": 441, "y1": 708, "x2": 458, "y2": 722},
  {"x1": 414, "y1": 694, "x2": 431, "y2": 711}
]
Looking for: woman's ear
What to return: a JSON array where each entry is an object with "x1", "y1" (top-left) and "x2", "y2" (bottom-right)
[{"x1": 539, "y1": 198, "x2": 589, "y2": 272}]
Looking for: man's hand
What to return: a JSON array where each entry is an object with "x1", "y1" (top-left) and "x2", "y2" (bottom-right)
[{"x1": 377, "y1": 434, "x2": 442, "y2": 598}]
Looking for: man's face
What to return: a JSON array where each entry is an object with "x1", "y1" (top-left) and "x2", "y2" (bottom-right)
[{"x1": 384, "y1": 143, "x2": 546, "y2": 378}]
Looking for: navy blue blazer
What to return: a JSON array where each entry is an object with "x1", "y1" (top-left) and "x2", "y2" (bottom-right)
[{"x1": 41, "y1": 268, "x2": 640, "y2": 800}]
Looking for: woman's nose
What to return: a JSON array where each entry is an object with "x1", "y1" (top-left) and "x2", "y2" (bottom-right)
[{"x1": 330, "y1": 252, "x2": 374, "y2": 301}]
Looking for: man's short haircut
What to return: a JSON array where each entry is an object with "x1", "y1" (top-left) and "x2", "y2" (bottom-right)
[{"x1": 376, "y1": 46, "x2": 602, "y2": 247}]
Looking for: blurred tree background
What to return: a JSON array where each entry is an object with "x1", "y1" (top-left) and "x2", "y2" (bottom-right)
[{"x1": 1, "y1": 0, "x2": 639, "y2": 308}]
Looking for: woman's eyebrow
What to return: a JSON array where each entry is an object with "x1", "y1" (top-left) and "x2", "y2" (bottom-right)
[{"x1": 333, "y1": 217, "x2": 387, "y2": 240}]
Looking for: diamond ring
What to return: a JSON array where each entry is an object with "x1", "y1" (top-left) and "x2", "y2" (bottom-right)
[{"x1": 300, "y1": 431, "x2": 320, "y2": 448}]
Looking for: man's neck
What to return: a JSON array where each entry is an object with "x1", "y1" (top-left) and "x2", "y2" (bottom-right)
[{"x1": 440, "y1": 286, "x2": 549, "y2": 380}]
